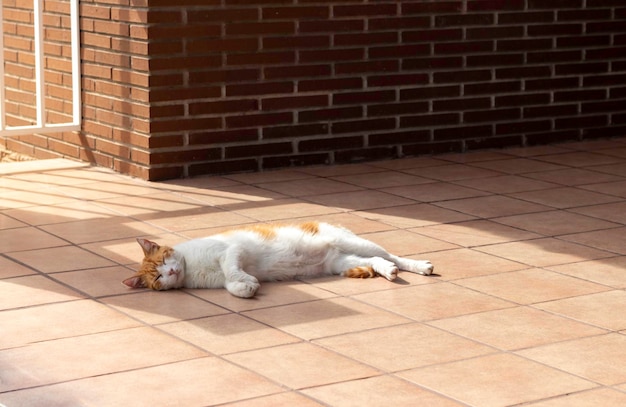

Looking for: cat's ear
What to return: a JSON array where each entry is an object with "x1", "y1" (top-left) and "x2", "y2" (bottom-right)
[
  {"x1": 122, "y1": 275, "x2": 146, "y2": 289},
  {"x1": 137, "y1": 238, "x2": 159, "y2": 256}
]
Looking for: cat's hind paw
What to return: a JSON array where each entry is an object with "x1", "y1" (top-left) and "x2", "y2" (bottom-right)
[
  {"x1": 226, "y1": 280, "x2": 260, "y2": 298},
  {"x1": 415, "y1": 260, "x2": 434, "y2": 276},
  {"x1": 372, "y1": 258, "x2": 399, "y2": 281}
]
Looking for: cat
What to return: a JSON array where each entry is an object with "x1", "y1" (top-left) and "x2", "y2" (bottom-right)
[{"x1": 123, "y1": 221, "x2": 434, "y2": 298}]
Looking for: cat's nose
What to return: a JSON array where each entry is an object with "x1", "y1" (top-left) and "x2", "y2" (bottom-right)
[{"x1": 168, "y1": 269, "x2": 179, "y2": 276}]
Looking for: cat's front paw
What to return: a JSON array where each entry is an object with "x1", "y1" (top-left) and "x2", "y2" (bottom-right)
[{"x1": 226, "y1": 280, "x2": 260, "y2": 298}]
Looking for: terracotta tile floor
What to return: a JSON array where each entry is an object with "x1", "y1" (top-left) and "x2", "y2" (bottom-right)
[{"x1": 2, "y1": 138, "x2": 626, "y2": 406}]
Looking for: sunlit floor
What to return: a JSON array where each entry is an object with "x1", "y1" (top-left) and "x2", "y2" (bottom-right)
[{"x1": 2, "y1": 138, "x2": 626, "y2": 406}]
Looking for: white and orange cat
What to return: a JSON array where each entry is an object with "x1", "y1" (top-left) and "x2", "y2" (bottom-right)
[{"x1": 123, "y1": 221, "x2": 433, "y2": 298}]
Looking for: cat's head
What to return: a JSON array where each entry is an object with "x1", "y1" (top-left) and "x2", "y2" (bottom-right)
[{"x1": 122, "y1": 238, "x2": 185, "y2": 291}]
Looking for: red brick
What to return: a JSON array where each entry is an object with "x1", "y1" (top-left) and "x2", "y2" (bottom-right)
[
  {"x1": 263, "y1": 35, "x2": 330, "y2": 50},
  {"x1": 225, "y1": 112, "x2": 293, "y2": 129},
  {"x1": 299, "y1": 136, "x2": 363, "y2": 152},
  {"x1": 368, "y1": 102, "x2": 429, "y2": 117},
  {"x1": 333, "y1": 90, "x2": 396, "y2": 106},
  {"x1": 262, "y1": 6, "x2": 329, "y2": 19},
  {"x1": 226, "y1": 81, "x2": 294, "y2": 97},
  {"x1": 226, "y1": 142, "x2": 293, "y2": 159},
  {"x1": 263, "y1": 123, "x2": 329, "y2": 139},
  {"x1": 331, "y1": 118, "x2": 396, "y2": 134},
  {"x1": 189, "y1": 99, "x2": 259, "y2": 115},
  {"x1": 227, "y1": 51, "x2": 295, "y2": 66},
  {"x1": 403, "y1": 2, "x2": 463, "y2": 14},
  {"x1": 335, "y1": 60, "x2": 399, "y2": 75},
  {"x1": 334, "y1": 4, "x2": 397, "y2": 17},
  {"x1": 299, "y1": 77, "x2": 362, "y2": 92},
  {"x1": 299, "y1": 19, "x2": 364, "y2": 33},
  {"x1": 265, "y1": 64, "x2": 331, "y2": 79},
  {"x1": 401, "y1": 113, "x2": 461, "y2": 128},
  {"x1": 190, "y1": 129, "x2": 258, "y2": 145},
  {"x1": 226, "y1": 21, "x2": 295, "y2": 36},
  {"x1": 262, "y1": 95, "x2": 328, "y2": 111},
  {"x1": 299, "y1": 107, "x2": 363, "y2": 123}
]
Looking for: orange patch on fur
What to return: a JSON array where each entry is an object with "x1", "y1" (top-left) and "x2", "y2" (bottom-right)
[
  {"x1": 299, "y1": 221, "x2": 319, "y2": 235},
  {"x1": 246, "y1": 224, "x2": 277, "y2": 240},
  {"x1": 344, "y1": 266, "x2": 376, "y2": 279}
]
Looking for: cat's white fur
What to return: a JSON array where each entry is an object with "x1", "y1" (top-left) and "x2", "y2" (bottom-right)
[{"x1": 125, "y1": 222, "x2": 433, "y2": 298}]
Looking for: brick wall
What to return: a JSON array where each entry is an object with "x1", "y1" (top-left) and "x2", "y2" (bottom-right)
[{"x1": 3, "y1": 1, "x2": 626, "y2": 180}]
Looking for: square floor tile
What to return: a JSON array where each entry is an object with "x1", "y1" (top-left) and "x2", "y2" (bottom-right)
[
  {"x1": 494, "y1": 210, "x2": 621, "y2": 236},
  {"x1": 3, "y1": 201, "x2": 120, "y2": 226},
  {"x1": 40, "y1": 218, "x2": 164, "y2": 245},
  {"x1": 53, "y1": 266, "x2": 140, "y2": 297},
  {"x1": 0, "y1": 327, "x2": 207, "y2": 392},
  {"x1": 331, "y1": 170, "x2": 433, "y2": 189},
  {"x1": 535, "y1": 290, "x2": 626, "y2": 331},
  {"x1": 454, "y1": 174, "x2": 558, "y2": 194},
  {"x1": 435, "y1": 195, "x2": 550, "y2": 218},
  {"x1": 455, "y1": 268, "x2": 609, "y2": 304},
  {"x1": 570, "y1": 201, "x2": 626, "y2": 224},
  {"x1": 298, "y1": 162, "x2": 385, "y2": 177},
  {"x1": 0, "y1": 255, "x2": 36, "y2": 278},
  {"x1": 581, "y1": 180, "x2": 626, "y2": 198},
  {"x1": 546, "y1": 257, "x2": 626, "y2": 288},
  {"x1": 360, "y1": 229, "x2": 458, "y2": 255},
  {"x1": 160, "y1": 314, "x2": 300, "y2": 355},
  {"x1": 354, "y1": 283, "x2": 513, "y2": 321},
  {"x1": 518, "y1": 333, "x2": 626, "y2": 385},
  {"x1": 306, "y1": 190, "x2": 415, "y2": 211},
  {"x1": 230, "y1": 198, "x2": 340, "y2": 221},
  {"x1": 0, "y1": 275, "x2": 84, "y2": 310},
  {"x1": 421, "y1": 248, "x2": 528, "y2": 280},
  {"x1": 1, "y1": 358, "x2": 282, "y2": 407},
  {"x1": 8, "y1": 245, "x2": 115, "y2": 273},
  {"x1": 257, "y1": 177, "x2": 363, "y2": 197},
  {"x1": 304, "y1": 270, "x2": 436, "y2": 296},
  {"x1": 560, "y1": 227, "x2": 626, "y2": 255},
  {"x1": 510, "y1": 187, "x2": 619, "y2": 209},
  {"x1": 315, "y1": 323, "x2": 494, "y2": 372},
  {"x1": 475, "y1": 238, "x2": 613, "y2": 267},
  {"x1": 404, "y1": 163, "x2": 503, "y2": 181},
  {"x1": 223, "y1": 392, "x2": 325, "y2": 407},
  {"x1": 355, "y1": 203, "x2": 475, "y2": 228},
  {"x1": 176, "y1": 184, "x2": 287, "y2": 208},
  {"x1": 0, "y1": 300, "x2": 140, "y2": 349},
  {"x1": 471, "y1": 157, "x2": 565, "y2": 174},
  {"x1": 591, "y1": 162, "x2": 626, "y2": 177},
  {"x1": 224, "y1": 342, "x2": 379, "y2": 389},
  {"x1": 415, "y1": 220, "x2": 541, "y2": 247},
  {"x1": 136, "y1": 207, "x2": 253, "y2": 232},
  {"x1": 525, "y1": 167, "x2": 624, "y2": 186},
  {"x1": 535, "y1": 151, "x2": 624, "y2": 167},
  {"x1": 0, "y1": 227, "x2": 66, "y2": 253},
  {"x1": 243, "y1": 297, "x2": 410, "y2": 340},
  {"x1": 382, "y1": 181, "x2": 490, "y2": 202},
  {"x1": 302, "y1": 375, "x2": 464, "y2": 407},
  {"x1": 0, "y1": 213, "x2": 29, "y2": 229},
  {"x1": 101, "y1": 290, "x2": 228, "y2": 325},
  {"x1": 429, "y1": 306, "x2": 606, "y2": 351},
  {"x1": 524, "y1": 388, "x2": 626, "y2": 407},
  {"x1": 188, "y1": 280, "x2": 337, "y2": 313},
  {"x1": 399, "y1": 353, "x2": 594, "y2": 407}
]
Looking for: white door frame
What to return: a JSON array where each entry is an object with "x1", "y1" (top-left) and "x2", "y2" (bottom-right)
[{"x1": 0, "y1": 0, "x2": 80, "y2": 137}]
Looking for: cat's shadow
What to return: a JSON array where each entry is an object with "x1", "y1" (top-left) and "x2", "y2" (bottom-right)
[{"x1": 393, "y1": 273, "x2": 440, "y2": 285}]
